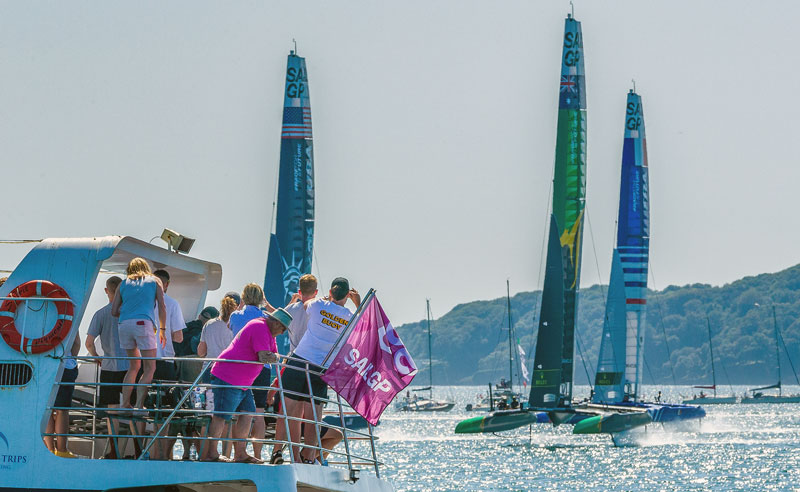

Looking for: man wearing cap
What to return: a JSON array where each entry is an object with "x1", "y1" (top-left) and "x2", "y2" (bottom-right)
[
  {"x1": 175, "y1": 306, "x2": 219, "y2": 357},
  {"x1": 273, "y1": 277, "x2": 359, "y2": 465},
  {"x1": 202, "y1": 308, "x2": 292, "y2": 463}
]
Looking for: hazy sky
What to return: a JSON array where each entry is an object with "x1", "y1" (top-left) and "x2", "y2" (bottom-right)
[{"x1": 1, "y1": 1, "x2": 798, "y2": 327}]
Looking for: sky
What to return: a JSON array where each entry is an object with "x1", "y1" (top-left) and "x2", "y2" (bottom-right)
[{"x1": 1, "y1": 1, "x2": 799, "y2": 328}]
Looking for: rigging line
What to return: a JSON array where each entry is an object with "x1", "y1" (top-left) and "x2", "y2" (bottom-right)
[
  {"x1": 312, "y1": 248, "x2": 324, "y2": 290},
  {"x1": 777, "y1": 326, "x2": 800, "y2": 386},
  {"x1": 580, "y1": 206, "x2": 605, "y2": 375},
  {"x1": 527, "y1": 181, "x2": 553, "y2": 364},
  {"x1": 648, "y1": 265, "x2": 678, "y2": 385},
  {"x1": 268, "y1": 153, "x2": 281, "y2": 236},
  {"x1": 719, "y1": 356, "x2": 735, "y2": 394},
  {"x1": 488, "y1": 302, "x2": 508, "y2": 383},
  {"x1": 574, "y1": 329, "x2": 593, "y2": 391},
  {"x1": 642, "y1": 355, "x2": 656, "y2": 386},
  {"x1": 427, "y1": 303, "x2": 454, "y2": 398}
]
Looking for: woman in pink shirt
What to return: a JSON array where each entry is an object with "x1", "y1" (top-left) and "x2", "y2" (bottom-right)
[{"x1": 201, "y1": 308, "x2": 291, "y2": 463}]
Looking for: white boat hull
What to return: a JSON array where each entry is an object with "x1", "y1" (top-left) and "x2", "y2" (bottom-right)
[{"x1": 682, "y1": 396, "x2": 737, "y2": 404}]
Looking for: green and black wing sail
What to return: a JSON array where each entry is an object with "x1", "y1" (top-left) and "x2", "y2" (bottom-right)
[{"x1": 529, "y1": 13, "x2": 587, "y2": 408}]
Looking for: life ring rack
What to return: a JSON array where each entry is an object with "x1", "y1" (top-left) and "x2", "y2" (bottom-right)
[{"x1": 0, "y1": 280, "x2": 74, "y2": 354}]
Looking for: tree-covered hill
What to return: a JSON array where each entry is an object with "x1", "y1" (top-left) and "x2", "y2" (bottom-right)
[{"x1": 396, "y1": 264, "x2": 800, "y2": 386}]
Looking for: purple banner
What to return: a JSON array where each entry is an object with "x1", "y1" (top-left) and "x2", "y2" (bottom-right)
[{"x1": 322, "y1": 295, "x2": 417, "y2": 425}]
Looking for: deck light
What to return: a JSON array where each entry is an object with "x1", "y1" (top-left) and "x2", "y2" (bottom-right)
[{"x1": 160, "y1": 228, "x2": 195, "y2": 254}]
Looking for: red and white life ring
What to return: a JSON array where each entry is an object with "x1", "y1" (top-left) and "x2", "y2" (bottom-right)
[{"x1": 0, "y1": 280, "x2": 74, "y2": 354}]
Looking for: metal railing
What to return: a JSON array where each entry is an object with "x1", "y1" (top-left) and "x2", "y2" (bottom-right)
[{"x1": 43, "y1": 354, "x2": 382, "y2": 477}]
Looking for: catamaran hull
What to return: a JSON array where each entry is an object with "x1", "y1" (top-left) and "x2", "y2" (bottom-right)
[
  {"x1": 740, "y1": 395, "x2": 800, "y2": 404},
  {"x1": 454, "y1": 410, "x2": 545, "y2": 434},
  {"x1": 573, "y1": 412, "x2": 652, "y2": 435},
  {"x1": 403, "y1": 403, "x2": 455, "y2": 412},
  {"x1": 582, "y1": 402, "x2": 705, "y2": 423}
]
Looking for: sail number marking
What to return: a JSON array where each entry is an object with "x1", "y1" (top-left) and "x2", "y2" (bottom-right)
[
  {"x1": 563, "y1": 31, "x2": 582, "y2": 67},
  {"x1": 286, "y1": 67, "x2": 308, "y2": 98}
]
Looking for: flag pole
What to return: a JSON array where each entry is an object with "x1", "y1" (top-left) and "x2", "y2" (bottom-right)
[{"x1": 321, "y1": 288, "x2": 376, "y2": 368}]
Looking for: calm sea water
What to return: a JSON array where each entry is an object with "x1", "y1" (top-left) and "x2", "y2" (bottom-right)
[{"x1": 371, "y1": 385, "x2": 800, "y2": 492}]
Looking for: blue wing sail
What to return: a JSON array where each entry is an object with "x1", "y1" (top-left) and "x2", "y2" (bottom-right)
[
  {"x1": 593, "y1": 90, "x2": 649, "y2": 403},
  {"x1": 264, "y1": 52, "x2": 315, "y2": 354}
]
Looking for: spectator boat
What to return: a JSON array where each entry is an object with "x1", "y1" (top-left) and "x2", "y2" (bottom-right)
[
  {"x1": 397, "y1": 300, "x2": 454, "y2": 412},
  {"x1": 0, "y1": 235, "x2": 393, "y2": 491}
]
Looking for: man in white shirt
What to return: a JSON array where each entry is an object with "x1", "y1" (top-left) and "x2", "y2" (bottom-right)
[
  {"x1": 284, "y1": 274, "x2": 318, "y2": 352},
  {"x1": 151, "y1": 269, "x2": 186, "y2": 460},
  {"x1": 152, "y1": 269, "x2": 185, "y2": 381},
  {"x1": 270, "y1": 277, "x2": 360, "y2": 465}
]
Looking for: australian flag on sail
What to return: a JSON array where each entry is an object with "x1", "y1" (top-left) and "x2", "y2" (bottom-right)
[
  {"x1": 559, "y1": 74, "x2": 585, "y2": 110},
  {"x1": 281, "y1": 106, "x2": 313, "y2": 139}
]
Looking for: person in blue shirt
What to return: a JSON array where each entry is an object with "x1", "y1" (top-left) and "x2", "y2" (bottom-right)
[{"x1": 111, "y1": 257, "x2": 167, "y2": 412}]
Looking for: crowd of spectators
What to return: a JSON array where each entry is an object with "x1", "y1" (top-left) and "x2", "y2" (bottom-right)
[{"x1": 56, "y1": 257, "x2": 358, "y2": 464}]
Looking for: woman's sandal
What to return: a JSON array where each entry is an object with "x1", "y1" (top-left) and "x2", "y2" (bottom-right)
[{"x1": 269, "y1": 451, "x2": 284, "y2": 465}]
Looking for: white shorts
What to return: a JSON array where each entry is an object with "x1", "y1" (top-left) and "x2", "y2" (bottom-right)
[{"x1": 118, "y1": 318, "x2": 157, "y2": 351}]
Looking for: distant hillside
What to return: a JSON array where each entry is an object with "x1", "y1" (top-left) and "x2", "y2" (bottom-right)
[{"x1": 396, "y1": 264, "x2": 800, "y2": 386}]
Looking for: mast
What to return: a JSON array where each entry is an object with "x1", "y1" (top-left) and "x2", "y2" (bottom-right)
[
  {"x1": 507, "y1": 280, "x2": 513, "y2": 390},
  {"x1": 706, "y1": 316, "x2": 717, "y2": 397},
  {"x1": 264, "y1": 49, "x2": 315, "y2": 354},
  {"x1": 530, "y1": 13, "x2": 586, "y2": 408},
  {"x1": 772, "y1": 305, "x2": 782, "y2": 396},
  {"x1": 427, "y1": 299, "x2": 433, "y2": 400},
  {"x1": 592, "y1": 88, "x2": 648, "y2": 404}
]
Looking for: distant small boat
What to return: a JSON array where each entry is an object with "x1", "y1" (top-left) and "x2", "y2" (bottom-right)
[
  {"x1": 740, "y1": 305, "x2": 800, "y2": 404},
  {"x1": 682, "y1": 317, "x2": 737, "y2": 404},
  {"x1": 399, "y1": 300, "x2": 455, "y2": 412},
  {"x1": 465, "y1": 282, "x2": 527, "y2": 412}
]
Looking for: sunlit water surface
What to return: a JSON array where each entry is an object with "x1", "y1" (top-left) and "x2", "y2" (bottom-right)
[{"x1": 370, "y1": 385, "x2": 800, "y2": 491}]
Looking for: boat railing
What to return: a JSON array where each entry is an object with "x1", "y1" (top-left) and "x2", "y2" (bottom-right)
[{"x1": 42, "y1": 353, "x2": 382, "y2": 477}]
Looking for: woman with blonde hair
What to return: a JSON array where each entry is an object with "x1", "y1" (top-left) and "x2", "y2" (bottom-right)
[
  {"x1": 112, "y1": 257, "x2": 167, "y2": 412},
  {"x1": 228, "y1": 282, "x2": 276, "y2": 460}
]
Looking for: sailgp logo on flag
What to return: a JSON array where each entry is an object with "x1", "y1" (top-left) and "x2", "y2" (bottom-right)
[{"x1": 322, "y1": 293, "x2": 417, "y2": 425}]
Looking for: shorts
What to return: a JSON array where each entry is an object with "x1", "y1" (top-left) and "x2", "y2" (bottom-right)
[
  {"x1": 154, "y1": 360, "x2": 178, "y2": 381},
  {"x1": 282, "y1": 357, "x2": 327, "y2": 403},
  {"x1": 98, "y1": 370, "x2": 127, "y2": 406},
  {"x1": 118, "y1": 319, "x2": 157, "y2": 350},
  {"x1": 300, "y1": 422, "x2": 330, "y2": 439},
  {"x1": 252, "y1": 366, "x2": 272, "y2": 409},
  {"x1": 210, "y1": 375, "x2": 256, "y2": 421},
  {"x1": 54, "y1": 367, "x2": 79, "y2": 408}
]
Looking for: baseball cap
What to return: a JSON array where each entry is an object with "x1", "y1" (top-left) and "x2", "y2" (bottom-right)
[
  {"x1": 330, "y1": 277, "x2": 349, "y2": 300},
  {"x1": 224, "y1": 291, "x2": 241, "y2": 305},
  {"x1": 200, "y1": 306, "x2": 219, "y2": 319}
]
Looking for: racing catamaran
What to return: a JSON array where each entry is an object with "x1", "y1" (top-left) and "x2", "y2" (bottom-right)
[
  {"x1": 456, "y1": 11, "x2": 588, "y2": 433},
  {"x1": 573, "y1": 88, "x2": 705, "y2": 435},
  {"x1": 264, "y1": 49, "x2": 315, "y2": 354}
]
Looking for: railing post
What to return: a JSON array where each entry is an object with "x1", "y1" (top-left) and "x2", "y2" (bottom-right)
[
  {"x1": 304, "y1": 361, "x2": 323, "y2": 463},
  {"x1": 335, "y1": 393, "x2": 353, "y2": 472},
  {"x1": 139, "y1": 361, "x2": 209, "y2": 459},
  {"x1": 91, "y1": 360, "x2": 98, "y2": 458},
  {"x1": 275, "y1": 361, "x2": 293, "y2": 463}
]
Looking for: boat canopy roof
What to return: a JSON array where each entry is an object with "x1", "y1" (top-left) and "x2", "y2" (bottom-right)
[{"x1": 1, "y1": 235, "x2": 222, "y2": 325}]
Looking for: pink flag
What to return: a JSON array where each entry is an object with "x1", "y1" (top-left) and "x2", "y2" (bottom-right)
[{"x1": 322, "y1": 294, "x2": 417, "y2": 425}]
